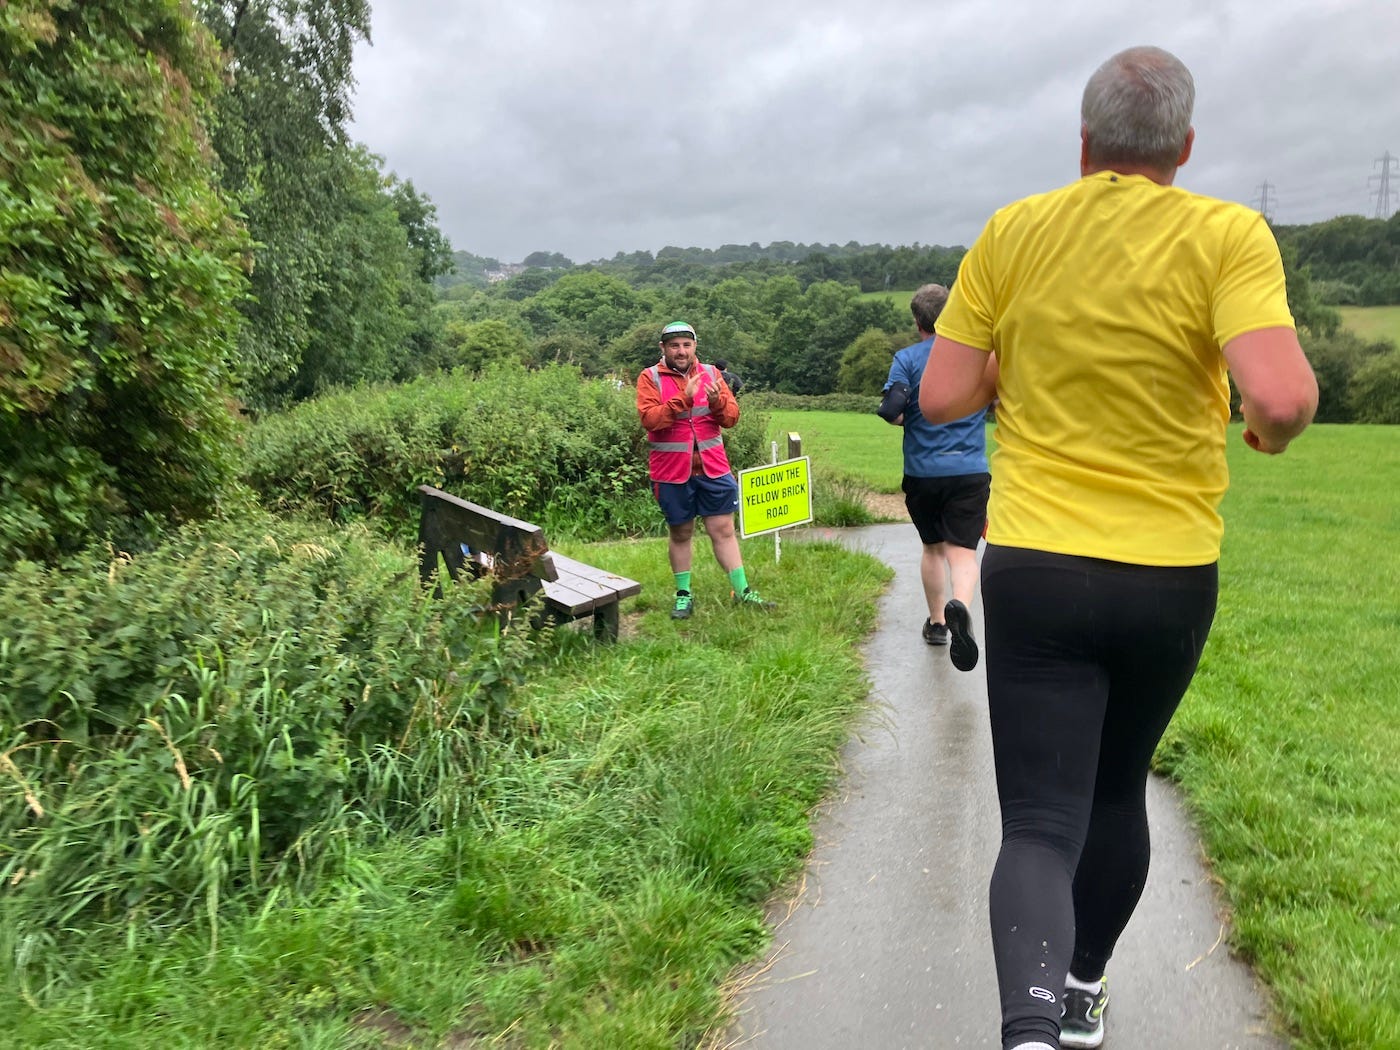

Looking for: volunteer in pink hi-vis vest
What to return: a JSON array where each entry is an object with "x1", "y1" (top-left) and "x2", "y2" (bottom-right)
[{"x1": 635, "y1": 321, "x2": 774, "y2": 619}]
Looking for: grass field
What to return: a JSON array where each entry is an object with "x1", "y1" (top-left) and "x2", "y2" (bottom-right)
[
  {"x1": 1338, "y1": 304, "x2": 1400, "y2": 346},
  {"x1": 765, "y1": 409, "x2": 905, "y2": 492},
  {"x1": 859, "y1": 288, "x2": 917, "y2": 310},
  {"x1": 749, "y1": 411, "x2": 1400, "y2": 1048},
  {"x1": 764, "y1": 410, "x2": 998, "y2": 497},
  {"x1": 1159, "y1": 425, "x2": 1400, "y2": 1049}
]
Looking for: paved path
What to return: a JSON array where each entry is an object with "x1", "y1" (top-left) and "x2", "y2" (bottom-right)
[{"x1": 728, "y1": 524, "x2": 1285, "y2": 1050}]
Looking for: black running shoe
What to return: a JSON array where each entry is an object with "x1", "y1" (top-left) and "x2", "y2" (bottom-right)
[
  {"x1": 943, "y1": 599, "x2": 978, "y2": 671},
  {"x1": 922, "y1": 619, "x2": 949, "y2": 646},
  {"x1": 1060, "y1": 976, "x2": 1108, "y2": 1049}
]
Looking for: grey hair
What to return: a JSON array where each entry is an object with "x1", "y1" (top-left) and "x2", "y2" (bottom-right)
[
  {"x1": 1081, "y1": 46, "x2": 1194, "y2": 170},
  {"x1": 910, "y1": 284, "x2": 949, "y2": 333}
]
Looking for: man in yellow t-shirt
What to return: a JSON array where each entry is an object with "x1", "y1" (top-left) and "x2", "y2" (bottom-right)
[{"x1": 920, "y1": 46, "x2": 1317, "y2": 1050}]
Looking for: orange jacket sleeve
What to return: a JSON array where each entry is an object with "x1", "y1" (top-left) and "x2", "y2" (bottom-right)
[{"x1": 636, "y1": 368, "x2": 686, "y2": 431}]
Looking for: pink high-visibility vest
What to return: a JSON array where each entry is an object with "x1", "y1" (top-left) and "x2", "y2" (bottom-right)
[{"x1": 644, "y1": 363, "x2": 731, "y2": 483}]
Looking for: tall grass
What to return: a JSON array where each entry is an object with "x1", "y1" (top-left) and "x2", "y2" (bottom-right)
[
  {"x1": 6, "y1": 536, "x2": 892, "y2": 1047},
  {"x1": 0, "y1": 512, "x2": 541, "y2": 982}
]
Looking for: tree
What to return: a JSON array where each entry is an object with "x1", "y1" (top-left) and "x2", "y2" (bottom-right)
[
  {"x1": 536, "y1": 332, "x2": 604, "y2": 373},
  {"x1": 530, "y1": 271, "x2": 653, "y2": 345},
  {"x1": 444, "y1": 319, "x2": 531, "y2": 373},
  {"x1": 763, "y1": 283, "x2": 903, "y2": 394},
  {"x1": 608, "y1": 325, "x2": 667, "y2": 378},
  {"x1": 281, "y1": 147, "x2": 421, "y2": 399},
  {"x1": 197, "y1": 0, "x2": 384, "y2": 405},
  {"x1": 501, "y1": 267, "x2": 563, "y2": 300},
  {"x1": 1299, "y1": 330, "x2": 1393, "y2": 423},
  {"x1": 388, "y1": 177, "x2": 454, "y2": 284},
  {"x1": 1278, "y1": 239, "x2": 1340, "y2": 338},
  {"x1": 838, "y1": 329, "x2": 903, "y2": 394},
  {"x1": 1277, "y1": 213, "x2": 1400, "y2": 307},
  {"x1": 521, "y1": 250, "x2": 573, "y2": 269},
  {"x1": 1, "y1": 0, "x2": 250, "y2": 562}
]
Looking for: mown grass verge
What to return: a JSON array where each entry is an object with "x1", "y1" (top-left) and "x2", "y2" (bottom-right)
[
  {"x1": 1155, "y1": 425, "x2": 1400, "y2": 1049},
  {"x1": 6, "y1": 534, "x2": 891, "y2": 1047}
]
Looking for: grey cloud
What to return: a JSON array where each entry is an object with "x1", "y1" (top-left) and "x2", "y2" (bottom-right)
[{"x1": 349, "y1": 0, "x2": 1400, "y2": 262}]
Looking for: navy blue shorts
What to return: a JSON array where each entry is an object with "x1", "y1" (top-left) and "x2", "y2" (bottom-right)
[{"x1": 653, "y1": 472, "x2": 740, "y2": 526}]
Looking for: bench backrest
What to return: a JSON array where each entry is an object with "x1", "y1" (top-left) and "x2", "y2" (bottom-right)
[{"x1": 417, "y1": 485, "x2": 559, "y2": 606}]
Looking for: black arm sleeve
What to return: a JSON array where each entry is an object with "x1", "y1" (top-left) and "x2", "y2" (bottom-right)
[{"x1": 877, "y1": 381, "x2": 911, "y2": 423}]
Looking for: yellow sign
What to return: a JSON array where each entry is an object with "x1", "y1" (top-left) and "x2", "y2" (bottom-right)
[{"x1": 737, "y1": 457, "x2": 813, "y2": 537}]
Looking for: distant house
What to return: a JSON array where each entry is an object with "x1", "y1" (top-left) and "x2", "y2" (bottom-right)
[{"x1": 485, "y1": 263, "x2": 527, "y2": 283}]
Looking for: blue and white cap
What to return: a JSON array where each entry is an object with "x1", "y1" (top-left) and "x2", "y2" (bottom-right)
[{"x1": 659, "y1": 320, "x2": 697, "y2": 342}]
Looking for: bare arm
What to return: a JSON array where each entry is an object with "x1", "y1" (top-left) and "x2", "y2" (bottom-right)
[
  {"x1": 1222, "y1": 326, "x2": 1318, "y2": 454},
  {"x1": 919, "y1": 336, "x2": 999, "y2": 423}
]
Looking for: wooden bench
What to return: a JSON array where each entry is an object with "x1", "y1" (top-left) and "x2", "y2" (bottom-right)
[{"x1": 416, "y1": 485, "x2": 641, "y2": 642}]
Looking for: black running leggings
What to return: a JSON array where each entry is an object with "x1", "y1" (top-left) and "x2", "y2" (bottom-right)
[{"x1": 980, "y1": 545, "x2": 1218, "y2": 1049}]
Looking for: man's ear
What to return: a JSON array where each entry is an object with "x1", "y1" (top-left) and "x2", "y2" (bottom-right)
[
  {"x1": 1080, "y1": 124, "x2": 1091, "y2": 175},
  {"x1": 1177, "y1": 127, "x2": 1194, "y2": 168}
]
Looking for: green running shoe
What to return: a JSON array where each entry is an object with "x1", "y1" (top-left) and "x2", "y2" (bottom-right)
[
  {"x1": 732, "y1": 587, "x2": 775, "y2": 610},
  {"x1": 671, "y1": 590, "x2": 694, "y2": 620}
]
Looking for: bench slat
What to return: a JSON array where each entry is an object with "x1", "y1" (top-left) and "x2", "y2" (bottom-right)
[
  {"x1": 539, "y1": 577, "x2": 608, "y2": 616},
  {"x1": 548, "y1": 553, "x2": 643, "y2": 601}
]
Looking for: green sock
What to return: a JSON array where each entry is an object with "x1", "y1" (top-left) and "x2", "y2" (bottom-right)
[
  {"x1": 674, "y1": 571, "x2": 691, "y2": 594},
  {"x1": 727, "y1": 566, "x2": 749, "y2": 595}
]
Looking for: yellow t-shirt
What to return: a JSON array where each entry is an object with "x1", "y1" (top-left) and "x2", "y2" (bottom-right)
[{"x1": 937, "y1": 172, "x2": 1295, "y2": 565}]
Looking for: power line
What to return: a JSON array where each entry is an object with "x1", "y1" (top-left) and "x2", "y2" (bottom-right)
[{"x1": 1369, "y1": 151, "x2": 1398, "y2": 218}]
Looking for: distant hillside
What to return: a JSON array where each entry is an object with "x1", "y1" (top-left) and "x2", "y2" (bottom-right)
[
  {"x1": 439, "y1": 240, "x2": 968, "y2": 294},
  {"x1": 1275, "y1": 213, "x2": 1400, "y2": 305}
]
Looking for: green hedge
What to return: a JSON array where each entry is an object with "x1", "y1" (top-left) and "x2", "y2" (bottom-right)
[
  {"x1": 242, "y1": 363, "x2": 770, "y2": 541},
  {"x1": 744, "y1": 391, "x2": 881, "y2": 414},
  {"x1": 0, "y1": 511, "x2": 540, "y2": 941},
  {"x1": 0, "y1": 3, "x2": 249, "y2": 564}
]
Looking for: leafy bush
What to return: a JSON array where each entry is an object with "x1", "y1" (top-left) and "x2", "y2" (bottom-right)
[
  {"x1": 1348, "y1": 348, "x2": 1400, "y2": 423},
  {"x1": 0, "y1": 512, "x2": 539, "y2": 941},
  {"x1": 242, "y1": 363, "x2": 770, "y2": 541},
  {"x1": 1302, "y1": 330, "x2": 1396, "y2": 423},
  {"x1": 0, "y1": 2, "x2": 249, "y2": 563},
  {"x1": 1313, "y1": 279, "x2": 1361, "y2": 306}
]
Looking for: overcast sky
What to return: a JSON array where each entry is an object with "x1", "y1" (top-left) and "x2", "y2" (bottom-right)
[{"x1": 348, "y1": 0, "x2": 1400, "y2": 265}]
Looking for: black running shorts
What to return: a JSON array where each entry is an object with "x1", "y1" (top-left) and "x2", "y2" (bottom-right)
[{"x1": 901, "y1": 472, "x2": 990, "y2": 549}]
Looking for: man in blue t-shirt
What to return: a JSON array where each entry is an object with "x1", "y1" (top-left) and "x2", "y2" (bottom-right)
[{"x1": 877, "y1": 283, "x2": 990, "y2": 670}]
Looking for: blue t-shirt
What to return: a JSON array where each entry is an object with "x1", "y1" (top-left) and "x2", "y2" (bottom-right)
[{"x1": 884, "y1": 337, "x2": 989, "y2": 478}]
